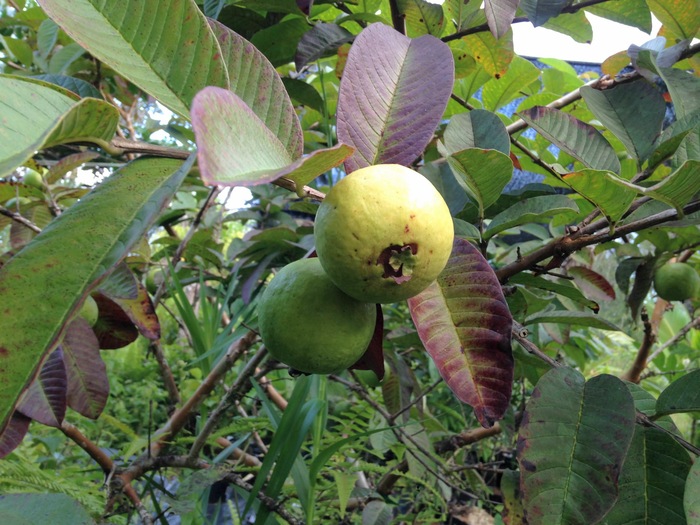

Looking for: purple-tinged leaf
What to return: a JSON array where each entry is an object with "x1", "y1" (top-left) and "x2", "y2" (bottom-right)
[
  {"x1": 192, "y1": 87, "x2": 292, "y2": 186},
  {"x1": 350, "y1": 305, "x2": 385, "y2": 380},
  {"x1": 295, "y1": 22, "x2": 354, "y2": 71},
  {"x1": 517, "y1": 368, "x2": 636, "y2": 525},
  {"x1": 520, "y1": 0, "x2": 570, "y2": 27},
  {"x1": 62, "y1": 319, "x2": 108, "y2": 419},
  {"x1": 98, "y1": 265, "x2": 160, "y2": 340},
  {"x1": 567, "y1": 266, "x2": 616, "y2": 302},
  {"x1": 0, "y1": 412, "x2": 31, "y2": 458},
  {"x1": 484, "y1": 0, "x2": 519, "y2": 39},
  {"x1": 296, "y1": 0, "x2": 313, "y2": 15},
  {"x1": 16, "y1": 348, "x2": 67, "y2": 427},
  {"x1": 408, "y1": 238, "x2": 513, "y2": 428},
  {"x1": 337, "y1": 23, "x2": 454, "y2": 173},
  {"x1": 92, "y1": 293, "x2": 139, "y2": 350},
  {"x1": 209, "y1": 20, "x2": 303, "y2": 159},
  {"x1": 518, "y1": 106, "x2": 621, "y2": 174}
]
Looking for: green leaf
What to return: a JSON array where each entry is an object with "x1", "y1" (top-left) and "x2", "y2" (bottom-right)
[
  {"x1": 644, "y1": 160, "x2": 700, "y2": 215},
  {"x1": 31, "y1": 74, "x2": 102, "y2": 99},
  {"x1": 581, "y1": 80, "x2": 666, "y2": 163},
  {"x1": 0, "y1": 76, "x2": 118, "y2": 178},
  {"x1": 250, "y1": 17, "x2": 310, "y2": 67},
  {"x1": 208, "y1": 19, "x2": 303, "y2": 159},
  {"x1": 687, "y1": 459, "x2": 700, "y2": 524},
  {"x1": 647, "y1": 0, "x2": 700, "y2": 41},
  {"x1": 0, "y1": 156, "x2": 193, "y2": 434},
  {"x1": 509, "y1": 273, "x2": 599, "y2": 312},
  {"x1": 484, "y1": 194, "x2": 579, "y2": 240},
  {"x1": 0, "y1": 36, "x2": 34, "y2": 67},
  {"x1": 604, "y1": 427, "x2": 691, "y2": 525},
  {"x1": 37, "y1": 18, "x2": 59, "y2": 58},
  {"x1": 541, "y1": 9, "x2": 592, "y2": 43},
  {"x1": 518, "y1": 106, "x2": 621, "y2": 173},
  {"x1": 635, "y1": 50, "x2": 700, "y2": 120},
  {"x1": 47, "y1": 42, "x2": 85, "y2": 74},
  {"x1": 0, "y1": 493, "x2": 94, "y2": 525},
  {"x1": 585, "y1": 0, "x2": 652, "y2": 33},
  {"x1": 462, "y1": 29, "x2": 514, "y2": 78},
  {"x1": 520, "y1": 0, "x2": 570, "y2": 26},
  {"x1": 398, "y1": 0, "x2": 445, "y2": 37},
  {"x1": 37, "y1": 0, "x2": 230, "y2": 118},
  {"x1": 524, "y1": 310, "x2": 622, "y2": 331},
  {"x1": 447, "y1": 148, "x2": 513, "y2": 218},
  {"x1": 280, "y1": 143, "x2": 354, "y2": 193},
  {"x1": 517, "y1": 368, "x2": 636, "y2": 525},
  {"x1": 440, "y1": 109, "x2": 510, "y2": 156},
  {"x1": 655, "y1": 369, "x2": 700, "y2": 416},
  {"x1": 562, "y1": 169, "x2": 638, "y2": 226},
  {"x1": 482, "y1": 55, "x2": 540, "y2": 110}
]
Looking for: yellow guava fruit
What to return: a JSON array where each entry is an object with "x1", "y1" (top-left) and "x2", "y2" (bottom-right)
[
  {"x1": 314, "y1": 164, "x2": 454, "y2": 304},
  {"x1": 257, "y1": 258, "x2": 376, "y2": 375},
  {"x1": 653, "y1": 262, "x2": 700, "y2": 301}
]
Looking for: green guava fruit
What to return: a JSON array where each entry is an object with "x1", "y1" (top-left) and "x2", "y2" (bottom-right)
[
  {"x1": 23, "y1": 169, "x2": 44, "y2": 189},
  {"x1": 653, "y1": 262, "x2": 700, "y2": 301},
  {"x1": 79, "y1": 295, "x2": 99, "y2": 326},
  {"x1": 257, "y1": 258, "x2": 376, "y2": 375},
  {"x1": 314, "y1": 164, "x2": 454, "y2": 304}
]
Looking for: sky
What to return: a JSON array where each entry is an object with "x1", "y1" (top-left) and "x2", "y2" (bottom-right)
[{"x1": 512, "y1": 13, "x2": 662, "y2": 63}]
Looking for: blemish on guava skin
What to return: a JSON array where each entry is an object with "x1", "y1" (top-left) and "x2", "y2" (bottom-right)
[{"x1": 377, "y1": 243, "x2": 418, "y2": 284}]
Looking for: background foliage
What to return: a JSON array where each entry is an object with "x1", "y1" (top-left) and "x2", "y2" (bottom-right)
[{"x1": 0, "y1": 0, "x2": 699, "y2": 524}]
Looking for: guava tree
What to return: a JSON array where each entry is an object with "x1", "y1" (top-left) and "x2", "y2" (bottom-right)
[{"x1": 0, "y1": 0, "x2": 699, "y2": 524}]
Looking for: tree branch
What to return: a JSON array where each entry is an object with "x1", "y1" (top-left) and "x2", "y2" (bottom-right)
[
  {"x1": 0, "y1": 206, "x2": 42, "y2": 233},
  {"x1": 497, "y1": 200, "x2": 700, "y2": 282},
  {"x1": 620, "y1": 307, "x2": 657, "y2": 383},
  {"x1": 107, "y1": 138, "x2": 326, "y2": 201}
]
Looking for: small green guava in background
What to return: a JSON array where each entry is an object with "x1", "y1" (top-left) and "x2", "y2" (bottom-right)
[
  {"x1": 4, "y1": 196, "x2": 30, "y2": 209},
  {"x1": 314, "y1": 164, "x2": 454, "y2": 304},
  {"x1": 79, "y1": 295, "x2": 99, "y2": 326},
  {"x1": 257, "y1": 258, "x2": 376, "y2": 375},
  {"x1": 145, "y1": 268, "x2": 165, "y2": 294},
  {"x1": 653, "y1": 262, "x2": 700, "y2": 301},
  {"x1": 23, "y1": 169, "x2": 44, "y2": 189}
]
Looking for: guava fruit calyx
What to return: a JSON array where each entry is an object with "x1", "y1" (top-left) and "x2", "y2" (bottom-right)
[{"x1": 378, "y1": 243, "x2": 417, "y2": 284}]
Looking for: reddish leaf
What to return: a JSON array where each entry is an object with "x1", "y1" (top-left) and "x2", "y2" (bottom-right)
[
  {"x1": 408, "y1": 238, "x2": 513, "y2": 428},
  {"x1": 567, "y1": 266, "x2": 616, "y2": 302},
  {"x1": 336, "y1": 23, "x2": 454, "y2": 173},
  {"x1": 16, "y1": 348, "x2": 67, "y2": 427},
  {"x1": 350, "y1": 304, "x2": 385, "y2": 380},
  {"x1": 91, "y1": 293, "x2": 139, "y2": 349},
  {"x1": 0, "y1": 412, "x2": 31, "y2": 458},
  {"x1": 97, "y1": 265, "x2": 160, "y2": 341},
  {"x1": 62, "y1": 319, "x2": 109, "y2": 419}
]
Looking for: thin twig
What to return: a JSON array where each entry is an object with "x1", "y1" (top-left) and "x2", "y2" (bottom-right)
[
  {"x1": 0, "y1": 206, "x2": 42, "y2": 233},
  {"x1": 620, "y1": 307, "x2": 657, "y2": 383},
  {"x1": 187, "y1": 346, "x2": 269, "y2": 460},
  {"x1": 646, "y1": 315, "x2": 700, "y2": 365}
]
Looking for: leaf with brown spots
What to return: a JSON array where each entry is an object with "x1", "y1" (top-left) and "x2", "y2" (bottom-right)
[
  {"x1": 407, "y1": 237, "x2": 513, "y2": 428},
  {"x1": 517, "y1": 368, "x2": 636, "y2": 525}
]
